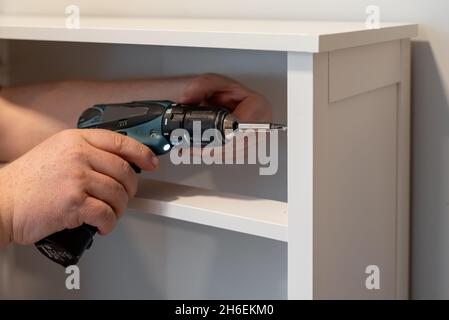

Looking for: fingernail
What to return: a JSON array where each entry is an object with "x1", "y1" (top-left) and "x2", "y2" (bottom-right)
[{"x1": 152, "y1": 156, "x2": 160, "y2": 167}]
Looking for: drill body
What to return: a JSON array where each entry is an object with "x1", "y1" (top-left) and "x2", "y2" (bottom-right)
[{"x1": 78, "y1": 100, "x2": 235, "y2": 155}]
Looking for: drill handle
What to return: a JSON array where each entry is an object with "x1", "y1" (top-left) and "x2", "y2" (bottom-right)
[{"x1": 35, "y1": 163, "x2": 141, "y2": 267}]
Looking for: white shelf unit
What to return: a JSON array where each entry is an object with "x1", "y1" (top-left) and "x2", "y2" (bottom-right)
[
  {"x1": 129, "y1": 179, "x2": 288, "y2": 242},
  {"x1": 0, "y1": 16, "x2": 416, "y2": 53},
  {"x1": 0, "y1": 16, "x2": 417, "y2": 299}
]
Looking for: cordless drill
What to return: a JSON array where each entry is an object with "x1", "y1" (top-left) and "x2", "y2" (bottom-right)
[{"x1": 34, "y1": 100, "x2": 286, "y2": 267}]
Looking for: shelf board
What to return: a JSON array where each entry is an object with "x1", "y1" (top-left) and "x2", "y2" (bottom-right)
[
  {"x1": 0, "y1": 163, "x2": 287, "y2": 241},
  {"x1": 0, "y1": 15, "x2": 417, "y2": 52},
  {"x1": 129, "y1": 178, "x2": 288, "y2": 242}
]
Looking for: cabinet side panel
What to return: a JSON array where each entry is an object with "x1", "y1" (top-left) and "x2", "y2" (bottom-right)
[
  {"x1": 287, "y1": 52, "x2": 314, "y2": 300},
  {"x1": 314, "y1": 50, "x2": 399, "y2": 298},
  {"x1": 329, "y1": 40, "x2": 401, "y2": 103},
  {"x1": 396, "y1": 39, "x2": 411, "y2": 299}
]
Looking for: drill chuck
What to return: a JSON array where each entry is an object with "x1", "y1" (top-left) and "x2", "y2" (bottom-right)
[{"x1": 162, "y1": 104, "x2": 236, "y2": 147}]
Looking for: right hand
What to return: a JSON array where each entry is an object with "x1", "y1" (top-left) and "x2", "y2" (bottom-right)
[{"x1": 0, "y1": 129, "x2": 159, "y2": 246}]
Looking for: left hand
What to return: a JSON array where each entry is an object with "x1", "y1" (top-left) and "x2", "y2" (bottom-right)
[{"x1": 179, "y1": 73, "x2": 272, "y2": 122}]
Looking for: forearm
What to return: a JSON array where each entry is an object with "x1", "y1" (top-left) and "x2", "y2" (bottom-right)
[
  {"x1": 0, "y1": 77, "x2": 193, "y2": 126},
  {"x1": 0, "y1": 98, "x2": 68, "y2": 162},
  {"x1": 0, "y1": 76, "x2": 194, "y2": 161}
]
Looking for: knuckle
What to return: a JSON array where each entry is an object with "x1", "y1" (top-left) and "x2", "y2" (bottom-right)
[
  {"x1": 96, "y1": 206, "x2": 116, "y2": 234},
  {"x1": 64, "y1": 215, "x2": 81, "y2": 229},
  {"x1": 185, "y1": 82, "x2": 200, "y2": 96},
  {"x1": 57, "y1": 128, "x2": 75, "y2": 139},
  {"x1": 65, "y1": 149, "x2": 88, "y2": 163},
  {"x1": 57, "y1": 129, "x2": 81, "y2": 143},
  {"x1": 138, "y1": 145, "x2": 151, "y2": 160},
  {"x1": 113, "y1": 181, "x2": 128, "y2": 202},
  {"x1": 187, "y1": 75, "x2": 209, "y2": 92},
  {"x1": 117, "y1": 163, "x2": 137, "y2": 191},
  {"x1": 121, "y1": 162, "x2": 138, "y2": 196},
  {"x1": 200, "y1": 73, "x2": 218, "y2": 82},
  {"x1": 97, "y1": 206, "x2": 113, "y2": 222},
  {"x1": 67, "y1": 190, "x2": 86, "y2": 207},
  {"x1": 229, "y1": 82, "x2": 244, "y2": 92},
  {"x1": 120, "y1": 160, "x2": 134, "y2": 177},
  {"x1": 113, "y1": 133, "x2": 125, "y2": 151},
  {"x1": 69, "y1": 168, "x2": 89, "y2": 183}
]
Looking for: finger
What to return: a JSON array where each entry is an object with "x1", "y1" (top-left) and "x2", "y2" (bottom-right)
[
  {"x1": 81, "y1": 129, "x2": 160, "y2": 172},
  {"x1": 80, "y1": 197, "x2": 117, "y2": 235},
  {"x1": 179, "y1": 74, "x2": 246, "y2": 109},
  {"x1": 179, "y1": 75, "x2": 272, "y2": 121},
  {"x1": 199, "y1": 86, "x2": 249, "y2": 111},
  {"x1": 85, "y1": 170, "x2": 129, "y2": 219},
  {"x1": 87, "y1": 147, "x2": 138, "y2": 197},
  {"x1": 231, "y1": 95, "x2": 273, "y2": 122}
]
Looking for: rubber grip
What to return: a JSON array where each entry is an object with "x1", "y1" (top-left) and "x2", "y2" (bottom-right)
[{"x1": 35, "y1": 163, "x2": 141, "y2": 267}]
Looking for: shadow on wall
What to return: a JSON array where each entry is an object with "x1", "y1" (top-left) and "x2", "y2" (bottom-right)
[{"x1": 412, "y1": 40, "x2": 449, "y2": 299}]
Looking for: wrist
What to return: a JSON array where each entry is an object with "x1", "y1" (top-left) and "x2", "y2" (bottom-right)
[{"x1": 0, "y1": 165, "x2": 13, "y2": 247}]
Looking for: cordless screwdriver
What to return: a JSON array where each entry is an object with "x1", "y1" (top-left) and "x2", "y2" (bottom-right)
[{"x1": 34, "y1": 100, "x2": 287, "y2": 267}]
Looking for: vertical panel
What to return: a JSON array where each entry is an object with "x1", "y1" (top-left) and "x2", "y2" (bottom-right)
[
  {"x1": 329, "y1": 41, "x2": 401, "y2": 103},
  {"x1": 396, "y1": 39, "x2": 411, "y2": 299},
  {"x1": 314, "y1": 85, "x2": 398, "y2": 299},
  {"x1": 287, "y1": 52, "x2": 314, "y2": 299}
]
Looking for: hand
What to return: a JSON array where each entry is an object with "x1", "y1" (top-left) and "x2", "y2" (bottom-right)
[
  {"x1": 179, "y1": 73, "x2": 272, "y2": 122},
  {"x1": 178, "y1": 74, "x2": 272, "y2": 159},
  {"x1": 0, "y1": 129, "x2": 159, "y2": 246}
]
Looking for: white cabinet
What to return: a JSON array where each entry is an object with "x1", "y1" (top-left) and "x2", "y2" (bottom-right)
[{"x1": 0, "y1": 16, "x2": 417, "y2": 299}]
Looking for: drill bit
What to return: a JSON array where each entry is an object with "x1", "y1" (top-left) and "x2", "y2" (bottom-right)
[{"x1": 237, "y1": 123, "x2": 287, "y2": 131}]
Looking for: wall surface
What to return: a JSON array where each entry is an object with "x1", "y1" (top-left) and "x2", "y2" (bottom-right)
[{"x1": 1, "y1": 0, "x2": 449, "y2": 299}]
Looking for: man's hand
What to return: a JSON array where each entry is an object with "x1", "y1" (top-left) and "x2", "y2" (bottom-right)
[
  {"x1": 0, "y1": 129, "x2": 159, "y2": 247},
  {"x1": 179, "y1": 74, "x2": 273, "y2": 158},
  {"x1": 179, "y1": 73, "x2": 272, "y2": 122}
]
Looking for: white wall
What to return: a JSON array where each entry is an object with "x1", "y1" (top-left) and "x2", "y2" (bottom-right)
[{"x1": 1, "y1": 0, "x2": 449, "y2": 299}]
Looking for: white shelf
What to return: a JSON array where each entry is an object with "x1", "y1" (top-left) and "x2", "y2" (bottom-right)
[
  {"x1": 129, "y1": 178, "x2": 288, "y2": 242},
  {"x1": 0, "y1": 15, "x2": 417, "y2": 52},
  {"x1": 0, "y1": 163, "x2": 287, "y2": 241}
]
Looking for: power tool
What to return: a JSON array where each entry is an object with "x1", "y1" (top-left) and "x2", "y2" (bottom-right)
[{"x1": 34, "y1": 100, "x2": 287, "y2": 267}]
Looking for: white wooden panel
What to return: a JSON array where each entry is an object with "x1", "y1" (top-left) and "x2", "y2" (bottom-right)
[
  {"x1": 0, "y1": 162, "x2": 288, "y2": 241},
  {"x1": 329, "y1": 41, "x2": 401, "y2": 103},
  {"x1": 396, "y1": 39, "x2": 411, "y2": 299},
  {"x1": 287, "y1": 52, "x2": 314, "y2": 299},
  {"x1": 130, "y1": 178, "x2": 288, "y2": 242},
  {"x1": 0, "y1": 16, "x2": 417, "y2": 53},
  {"x1": 314, "y1": 84, "x2": 398, "y2": 299}
]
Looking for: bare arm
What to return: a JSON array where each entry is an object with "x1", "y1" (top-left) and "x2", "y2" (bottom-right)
[
  {"x1": 0, "y1": 97, "x2": 68, "y2": 162},
  {"x1": 0, "y1": 77, "x2": 192, "y2": 126},
  {"x1": 0, "y1": 77, "x2": 192, "y2": 161},
  {"x1": 0, "y1": 74, "x2": 271, "y2": 162}
]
